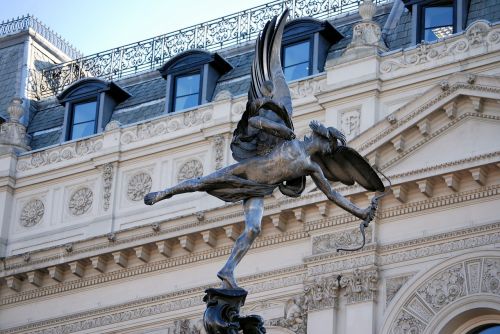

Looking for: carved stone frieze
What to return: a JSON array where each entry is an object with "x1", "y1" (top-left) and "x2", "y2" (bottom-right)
[
  {"x1": 120, "y1": 108, "x2": 212, "y2": 144},
  {"x1": 20, "y1": 199, "x2": 44, "y2": 227},
  {"x1": 104, "y1": 120, "x2": 121, "y2": 131},
  {"x1": 174, "y1": 319, "x2": 206, "y2": 334},
  {"x1": 177, "y1": 159, "x2": 203, "y2": 183},
  {"x1": 268, "y1": 295, "x2": 307, "y2": 334},
  {"x1": 380, "y1": 20, "x2": 500, "y2": 74},
  {"x1": 17, "y1": 138, "x2": 103, "y2": 172},
  {"x1": 481, "y1": 258, "x2": 500, "y2": 294},
  {"x1": 340, "y1": 109, "x2": 361, "y2": 141},
  {"x1": 386, "y1": 275, "x2": 412, "y2": 305},
  {"x1": 213, "y1": 135, "x2": 225, "y2": 170},
  {"x1": 304, "y1": 275, "x2": 339, "y2": 310},
  {"x1": 102, "y1": 163, "x2": 113, "y2": 210},
  {"x1": 387, "y1": 256, "x2": 500, "y2": 334},
  {"x1": 127, "y1": 172, "x2": 152, "y2": 201},
  {"x1": 68, "y1": 188, "x2": 93, "y2": 216},
  {"x1": 312, "y1": 226, "x2": 372, "y2": 255},
  {"x1": 340, "y1": 268, "x2": 378, "y2": 304},
  {"x1": 289, "y1": 79, "x2": 325, "y2": 99}
]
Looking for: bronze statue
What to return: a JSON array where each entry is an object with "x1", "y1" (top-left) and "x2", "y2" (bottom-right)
[{"x1": 144, "y1": 9, "x2": 385, "y2": 291}]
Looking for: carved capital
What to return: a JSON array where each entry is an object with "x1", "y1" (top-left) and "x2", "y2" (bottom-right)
[
  {"x1": 304, "y1": 275, "x2": 339, "y2": 311},
  {"x1": 340, "y1": 268, "x2": 378, "y2": 304}
]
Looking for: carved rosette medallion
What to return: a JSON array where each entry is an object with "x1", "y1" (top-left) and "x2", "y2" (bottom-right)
[
  {"x1": 177, "y1": 159, "x2": 203, "y2": 183},
  {"x1": 20, "y1": 199, "x2": 44, "y2": 227},
  {"x1": 68, "y1": 188, "x2": 93, "y2": 216},
  {"x1": 127, "y1": 172, "x2": 152, "y2": 201}
]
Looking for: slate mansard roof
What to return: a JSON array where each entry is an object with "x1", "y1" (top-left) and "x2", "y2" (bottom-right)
[{"x1": 23, "y1": 0, "x2": 500, "y2": 150}]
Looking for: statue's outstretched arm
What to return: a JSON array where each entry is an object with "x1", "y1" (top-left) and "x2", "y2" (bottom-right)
[
  {"x1": 248, "y1": 116, "x2": 295, "y2": 140},
  {"x1": 310, "y1": 166, "x2": 375, "y2": 221}
]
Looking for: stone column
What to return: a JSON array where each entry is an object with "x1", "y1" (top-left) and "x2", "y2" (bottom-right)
[
  {"x1": 340, "y1": 268, "x2": 379, "y2": 334},
  {"x1": 304, "y1": 275, "x2": 339, "y2": 334}
]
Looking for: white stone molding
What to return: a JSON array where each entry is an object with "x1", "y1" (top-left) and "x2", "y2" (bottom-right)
[
  {"x1": 315, "y1": 202, "x2": 331, "y2": 217},
  {"x1": 156, "y1": 240, "x2": 173, "y2": 258},
  {"x1": 416, "y1": 119, "x2": 430, "y2": 136},
  {"x1": 48, "y1": 266, "x2": 64, "y2": 282},
  {"x1": 179, "y1": 235, "x2": 195, "y2": 252},
  {"x1": 127, "y1": 172, "x2": 152, "y2": 201},
  {"x1": 201, "y1": 230, "x2": 216, "y2": 248},
  {"x1": 90, "y1": 255, "x2": 108, "y2": 273},
  {"x1": 27, "y1": 270, "x2": 43, "y2": 287},
  {"x1": 16, "y1": 137, "x2": 103, "y2": 172},
  {"x1": 177, "y1": 159, "x2": 204, "y2": 183},
  {"x1": 381, "y1": 251, "x2": 500, "y2": 334},
  {"x1": 68, "y1": 187, "x2": 93, "y2": 216},
  {"x1": 340, "y1": 267, "x2": 378, "y2": 304},
  {"x1": 268, "y1": 295, "x2": 307, "y2": 334},
  {"x1": 386, "y1": 274, "x2": 413, "y2": 305},
  {"x1": 288, "y1": 77, "x2": 325, "y2": 100},
  {"x1": 312, "y1": 226, "x2": 373, "y2": 255},
  {"x1": 19, "y1": 198, "x2": 44, "y2": 227},
  {"x1": 223, "y1": 224, "x2": 241, "y2": 241},
  {"x1": 120, "y1": 108, "x2": 213, "y2": 145},
  {"x1": 442, "y1": 173, "x2": 460, "y2": 192},
  {"x1": 416, "y1": 179, "x2": 433, "y2": 198},
  {"x1": 69, "y1": 261, "x2": 85, "y2": 277},
  {"x1": 5, "y1": 276, "x2": 21, "y2": 292},
  {"x1": 380, "y1": 21, "x2": 500, "y2": 76},
  {"x1": 470, "y1": 166, "x2": 488, "y2": 185},
  {"x1": 391, "y1": 134, "x2": 405, "y2": 153},
  {"x1": 102, "y1": 163, "x2": 113, "y2": 211},
  {"x1": 104, "y1": 120, "x2": 121, "y2": 131},
  {"x1": 367, "y1": 151, "x2": 380, "y2": 168},
  {"x1": 270, "y1": 213, "x2": 286, "y2": 232},
  {"x1": 304, "y1": 275, "x2": 339, "y2": 311},
  {"x1": 469, "y1": 96, "x2": 483, "y2": 113},
  {"x1": 133, "y1": 245, "x2": 151, "y2": 263},
  {"x1": 292, "y1": 208, "x2": 305, "y2": 223},
  {"x1": 391, "y1": 184, "x2": 408, "y2": 203},
  {"x1": 443, "y1": 100, "x2": 457, "y2": 119},
  {"x1": 113, "y1": 251, "x2": 129, "y2": 268}
]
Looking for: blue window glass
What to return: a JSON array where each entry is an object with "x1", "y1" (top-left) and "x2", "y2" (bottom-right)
[
  {"x1": 473, "y1": 325, "x2": 500, "y2": 334},
  {"x1": 174, "y1": 73, "x2": 201, "y2": 112},
  {"x1": 70, "y1": 101, "x2": 97, "y2": 140},
  {"x1": 423, "y1": 6, "x2": 454, "y2": 42},
  {"x1": 283, "y1": 40, "x2": 310, "y2": 81}
]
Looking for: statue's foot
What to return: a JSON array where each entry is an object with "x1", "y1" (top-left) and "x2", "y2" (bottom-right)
[
  {"x1": 217, "y1": 269, "x2": 239, "y2": 289},
  {"x1": 144, "y1": 191, "x2": 171, "y2": 205}
]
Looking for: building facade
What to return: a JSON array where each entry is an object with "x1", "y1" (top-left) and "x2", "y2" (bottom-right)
[{"x1": 0, "y1": 0, "x2": 499, "y2": 333}]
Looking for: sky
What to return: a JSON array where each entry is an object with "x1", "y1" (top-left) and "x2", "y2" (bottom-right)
[{"x1": 0, "y1": 0, "x2": 271, "y2": 56}]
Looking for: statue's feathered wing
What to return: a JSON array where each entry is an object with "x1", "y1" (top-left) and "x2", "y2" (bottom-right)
[
  {"x1": 312, "y1": 146, "x2": 385, "y2": 192},
  {"x1": 231, "y1": 9, "x2": 292, "y2": 162}
]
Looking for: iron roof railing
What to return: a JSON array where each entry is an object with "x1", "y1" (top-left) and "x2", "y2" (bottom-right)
[
  {"x1": 32, "y1": 0, "x2": 389, "y2": 98},
  {"x1": 0, "y1": 15, "x2": 83, "y2": 60}
]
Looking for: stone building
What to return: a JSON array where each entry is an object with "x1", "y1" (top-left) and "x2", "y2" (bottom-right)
[{"x1": 0, "y1": 0, "x2": 499, "y2": 333}]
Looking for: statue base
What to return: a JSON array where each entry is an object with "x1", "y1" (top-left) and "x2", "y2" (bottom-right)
[{"x1": 203, "y1": 288, "x2": 266, "y2": 334}]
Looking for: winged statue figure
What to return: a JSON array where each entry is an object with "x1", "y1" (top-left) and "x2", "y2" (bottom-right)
[{"x1": 145, "y1": 9, "x2": 386, "y2": 290}]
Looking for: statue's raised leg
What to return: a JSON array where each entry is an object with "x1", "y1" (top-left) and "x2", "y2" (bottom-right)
[{"x1": 217, "y1": 197, "x2": 264, "y2": 289}]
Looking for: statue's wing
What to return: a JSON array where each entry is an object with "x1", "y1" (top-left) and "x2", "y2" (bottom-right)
[
  {"x1": 311, "y1": 147, "x2": 385, "y2": 192},
  {"x1": 231, "y1": 10, "x2": 292, "y2": 162}
]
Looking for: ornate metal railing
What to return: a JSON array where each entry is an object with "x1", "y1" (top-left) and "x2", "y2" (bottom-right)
[
  {"x1": 34, "y1": 0, "x2": 389, "y2": 97},
  {"x1": 0, "y1": 15, "x2": 82, "y2": 60}
]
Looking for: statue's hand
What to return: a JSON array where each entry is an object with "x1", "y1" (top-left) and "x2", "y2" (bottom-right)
[
  {"x1": 144, "y1": 191, "x2": 169, "y2": 205},
  {"x1": 361, "y1": 197, "x2": 379, "y2": 221},
  {"x1": 285, "y1": 128, "x2": 296, "y2": 140}
]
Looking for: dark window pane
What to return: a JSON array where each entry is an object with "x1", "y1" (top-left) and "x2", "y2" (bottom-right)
[
  {"x1": 174, "y1": 94, "x2": 199, "y2": 111},
  {"x1": 71, "y1": 121, "x2": 95, "y2": 140},
  {"x1": 284, "y1": 62, "x2": 309, "y2": 81},
  {"x1": 424, "y1": 6, "x2": 453, "y2": 28},
  {"x1": 284, "y1": 41, "x2": 310, "y2": 67},
  {"x1": 477, "y1": 325, "x2": 500, "y2": 334},
  {"x1": 175, "y1": 73, "x2": 200, "y2": 97},
  {"x1": 72, "y1": 101, "x2": 97, "y2": 124}
]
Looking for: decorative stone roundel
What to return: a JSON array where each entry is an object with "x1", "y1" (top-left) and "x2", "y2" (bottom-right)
[
  {"x1": 20, "y1": 199, "x2": 44, "y2": 227},
  {"x1": 177, "y1": 159, "x2": 203, "y2": 183},
  {"x1": 127, "y1": 172, "x2": 152, "y2": 201},
  {"x1": 68, "y1": 187, "x2": 93, "y2": 216}
]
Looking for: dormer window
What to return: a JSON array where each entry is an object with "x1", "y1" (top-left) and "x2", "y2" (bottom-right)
[
  {"x1": 69, "y1": 100, "x2": 98, "y2": 140},
  {"x1": 159, "y1": 50, "x2": 232, "y2": 113},
  {"x1": 173, "y1": 72, "x2": 201, "y2": 112},
  {"x1": 57, "y1": 78, "x2": 130, "y2": 142},
  {"x1": 422, "y1": 3, "x2": 454, "y2": 41},
  {"x1": 283, "y1": 40, "x2": 311, "y2": 81},
  {"x1": 282, "y1": 18, "x2": 343, "y2": 82}
]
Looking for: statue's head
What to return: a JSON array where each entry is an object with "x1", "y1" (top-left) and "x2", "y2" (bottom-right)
[{"x1": 308, "y1": 120, "x2": 346, "y2": 154}]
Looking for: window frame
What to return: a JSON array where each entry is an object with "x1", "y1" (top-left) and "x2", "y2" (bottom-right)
[
  {"x1": 418, "y1": 0, "x2": 456, "y2": 42},
  {"x1": 282, "y1": 37, "x2": 314, "y2": 82},
  {"x1": 171, "y1": 69, "x2": 203, "y2": 113},
  {"x1": 68, "y1": 98, "x2": 99, "y2": 141}
]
